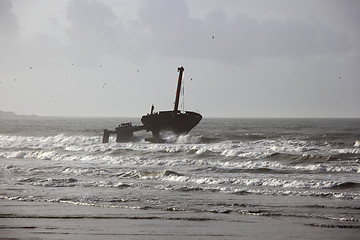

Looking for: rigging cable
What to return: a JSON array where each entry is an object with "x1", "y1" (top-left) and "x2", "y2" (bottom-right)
[{"x1": 181, "y1": 77, "x2": 185, "y2": 112}]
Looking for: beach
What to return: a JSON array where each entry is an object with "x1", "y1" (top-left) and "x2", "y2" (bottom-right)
[{"x1": 1, "y1": 199, "x2": 359, "y2": 240}]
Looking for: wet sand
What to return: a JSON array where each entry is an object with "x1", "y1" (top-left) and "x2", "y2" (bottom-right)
[{"x1": 0, "y1": 199, "x2": 358, "y2": 240}]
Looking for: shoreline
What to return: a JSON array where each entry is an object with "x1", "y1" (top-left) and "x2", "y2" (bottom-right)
[{"x1": 1, "y1": 199, "x2": 359, "y2": 240}]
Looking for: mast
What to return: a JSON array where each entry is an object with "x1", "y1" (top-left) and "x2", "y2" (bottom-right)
[{"x1": 173, "y1": 66, "x2": 184, "y2": 113}]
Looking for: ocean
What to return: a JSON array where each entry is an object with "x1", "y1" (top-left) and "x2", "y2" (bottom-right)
[{"x1": 0, "y1": 117, "x2": 359, "y2": 239}]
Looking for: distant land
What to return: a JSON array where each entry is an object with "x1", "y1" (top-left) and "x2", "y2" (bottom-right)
[{"x1": 0, "y1": 111, "x2": 38, "y2": 118}]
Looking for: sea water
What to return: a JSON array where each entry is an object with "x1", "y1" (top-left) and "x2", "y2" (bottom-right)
[{"x1": 0, "y1": 117, "x2": 359, "y2": 236}]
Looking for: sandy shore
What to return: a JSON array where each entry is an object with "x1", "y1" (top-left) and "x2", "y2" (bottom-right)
[{"x1": 0, "y1": 199, "x2": 358, "y2": 240}]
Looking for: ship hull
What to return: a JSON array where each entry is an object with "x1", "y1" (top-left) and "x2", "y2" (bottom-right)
[{"x1": 141, "y1": 111, "x2": 202, "y2": 136}]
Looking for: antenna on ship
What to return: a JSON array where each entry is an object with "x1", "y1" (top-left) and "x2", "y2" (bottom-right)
[{"x1": 173, "y1": 66, "x2": 184, "y2": 114}]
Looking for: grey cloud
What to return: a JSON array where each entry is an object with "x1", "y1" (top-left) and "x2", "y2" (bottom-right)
[
  {"x1": 139, "y1": 0, "x2": 209, "y2": 58},
  {"x1": 313, "y1": 20, "x2": 352, "y2": 55},
  {"x1": 0, "y1": 0, "x2": 19, "y2": 37},
  {"x1": 66, "y1": 0, "x2": 122, "y2": 62},
  {"x1": 138, "y1": 0, "x2": 352, "y2": 62},
  {"x1": 63, "y1": 0, "x2": 352, "y2": 64},
  {"x1": 140, "y1": 0, "x2": 190, "y2": 27}
]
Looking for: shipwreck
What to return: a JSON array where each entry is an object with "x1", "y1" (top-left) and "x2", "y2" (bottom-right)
[{"x1": 102, "y1": 66, "x2": 202, "y2": 143}]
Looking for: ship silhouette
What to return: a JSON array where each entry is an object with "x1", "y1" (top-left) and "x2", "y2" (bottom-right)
[{"x1": 103, "y1": 66, "x2": 202, "y2": 143}]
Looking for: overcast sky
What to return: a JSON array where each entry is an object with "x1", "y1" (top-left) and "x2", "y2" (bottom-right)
[{"x1": 0, "y1": 0, "x2": 359, "y2": 118}]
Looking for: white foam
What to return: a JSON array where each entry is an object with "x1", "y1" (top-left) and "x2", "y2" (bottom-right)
[
  {"x1": 0, "y1": 134, "x2": 101, "y2": 151},
  {"x1": 1, "y1": 134, "x2": 359, "y2": 175},
  {"x1": 176, "y1": 135, "x2": 201, "y2": 144},
  {"x1": 158, "y1": 173, "x2": 314, "y2": 189},
  {"x1": 152, "y1": 175, "x2": 360, "y2": 199},
  {"x1": 293, "y1": 163, "x2": 360, "y2": 173},
  {"x1": 0, "y1": 135, "x2": 327, "y2": 157}
]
